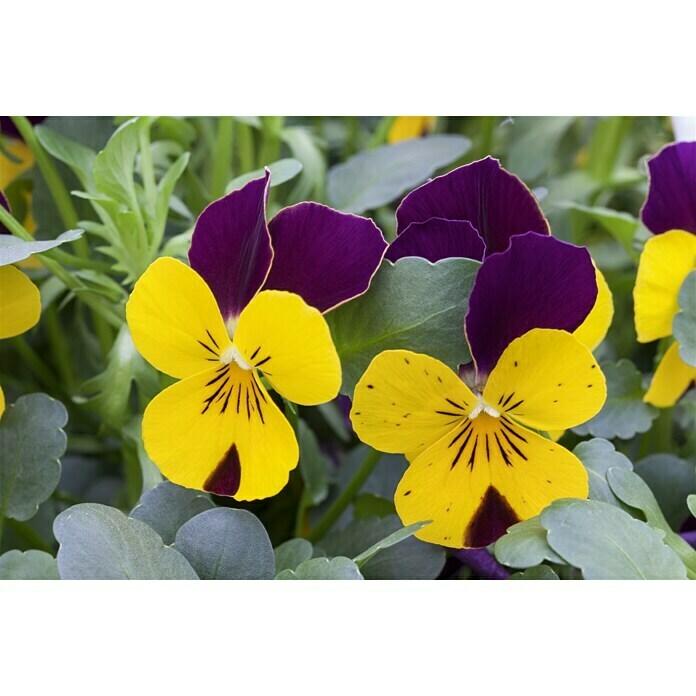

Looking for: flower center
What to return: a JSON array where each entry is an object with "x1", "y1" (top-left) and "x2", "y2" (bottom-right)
[
  {"x1": 468, "y1": 394, "x2": 500, "y2": 420},
  {"x1": 220, "y1": 345, "x2": 251, "y2": 370}
]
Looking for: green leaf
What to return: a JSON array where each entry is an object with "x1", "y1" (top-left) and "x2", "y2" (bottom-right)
[
  {"x1": 673, "y1": 271, "x2": 696, "y2": 366},
  {"x1": 634, "y1": 454, "x2": 696, "y2": 530},
  {"x1": 353, "y1": 493, "x2": 396, "y2": 519},
  {"x1": 572, "y1": 360, "x2": 659, "y2": 439},
  {"x1": 297, "y1": 420, "x2": 329, "y2": 506},
  {"x1": 352, "y1": 520, "x2": 429, "y2": 567},
  {"x1": 573, "y1": 438, "x2": 633, "y2": 506},
  {"x1": 35, "y1": 125, "x2": 97, "y2": 190},
  {"x1": 0, "y1": 550, "x2": 59, "y2": 580},
  {"x1": 54, "y1": 503, "x2": 198, "y2": 579},
  {"x1": 316, "y1": 401, "x2": 351, "y2": 443},
  {"x1": 153, "y1": 152, "x2": 190, "y2": 249},
  {"x1": 225, "y1": 158, "x2": 303, "y2": 194},
  {"x1": 0, "y1": 229, "x2": 83, "y2": 266},
  {"x1": 319, "y1": 515, "x2": 445, "y2": 579},
  {"x1": 281, "y1": 127, "x2": 326, "y2": 202},
  {"x1": 276, "y1": 556, "x2": 363, "y2": 580},
  {"x1": 130, "y1": 481, "x2": 215, "y2": 545},
  {"x1": 540, "y1": 498, "x2": 686, "y2": 579},
  {"x1": 510, "y1": 565, "x2": 559, "y2": 580},
  {"x1": 566, "y1": 203, "x2": 639, "y2": 257},
  {"x1": 688, "y1": 495, "x2": 696, "y2": 518},
  {"x1": 0, "y1": 394, "x2": 67, "y2": 522},
  {"x1": 327, "y1": 135, "x2": 471, "y2": 214},
  {"x1": 327, "y1": 257, "x2": 480, "y2": 394},
  {"x1": 507, "y1": 117, "x2": 576, "y2": 181},
  {"x1": 174, "y1": 508, "x2": 275, "y2": 580},
  {"x1": 494, "y1": 517, "x2": 565, "y2": 568},
  {"x1": 274, "y1": 538, "x2": 314, "y2": 573}
]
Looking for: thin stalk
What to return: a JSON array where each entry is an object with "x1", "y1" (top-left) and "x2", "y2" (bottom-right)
[
  {"x1": 236, "y1": 122, "x2": 255, "y2": 174},
  {"x1": 478, "y1": 116, "x2": 496, "y2": 158},
  {"x1": 12, "y1": 336, "x2": 63, "y2": 395},
  {"x1": 44, "y1": 305, "x2": 75, "y2": 392},
  {"x1": 211, "y1": 116, "x2": 234, "y2": 199},
  {"x1": 367, "y1": 116, "x2": 396, "y2": 149},
  {"x1": 138, "y1": 125, "x2": 157, "y2": 226},
  {"x1": 308, "y1": 448, "x2": 382, "y2": 542}
]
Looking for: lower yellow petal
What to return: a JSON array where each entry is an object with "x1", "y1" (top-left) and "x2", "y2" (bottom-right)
[
  {"x1": 387, "y1": 116, "x2": 436, "y2": 143},
  {"x1": 644, "y1": 341, "x2": 696, "y2": 408},
  {"x1": 634, "y1": 230, "x2": 696, "y2": 343},
  {"x1": 0, "y1": 265, "x2": 41, "y2": 339},
  {"x1": 142, "y1": 363, "x2": 298, "y2": 501},
  {"x1": 482, "y1": 329, "x2": 606, "y2": 432},
  {"x1": 573, "y1": 266, "x2": 613, "y2": 350},
  {"x1": 0, "y1": 140, "x2": 34, "y2": 189},
  {"x1": 351, "y1": 350, "x2": 477, "y2": 460},
  {"x1": 395, "y1": 413, "x2": 588, "y2": 548},
  {"x1": 233, "y1": 290, "x2": 341, "y2": 406}
]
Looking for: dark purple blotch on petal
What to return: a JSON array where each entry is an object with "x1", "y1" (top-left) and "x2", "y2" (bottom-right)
[
  {"x1": 204, "y1": 443, "x2": 242, "y2": 497},
  {"x1": 396, "y1": 157, "x2": 549, "y2": 255},
  {"x1": 263, "y1": 202, "x2": 387, "y2": 312},
  {"x1": 641, "y1": 141, "x2": 696, "y2": 236},
  {"x1": 465, "y1": 232, "x2": 597, "y2": 379},
  {"x1": 189, "y1": 171, "x2": 273, "y2": 322},
  {"x1": 464, "y1": 486, "x2": 520, "y2": 548},
  {"x1": 385, "y1": 217, "x2": 484, "y2": 263}
]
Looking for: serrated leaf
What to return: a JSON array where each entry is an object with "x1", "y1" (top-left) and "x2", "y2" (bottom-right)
[
  {"x1": 327, "y1": 135, "x2": 471, "y2": 214},
  {"x1": 540, "y1": 498, "x2": 686, "y2": 579},
  {"x1": 225, "y1": 158, "x2": 302, "y2": 194},
  {"x1": 572, "y1": 360, "x2": 659, "y2": 439},
  {"x1": 573, "y1": 438, "x2": 633, "y2": 506},
  {"x1": 274, "y1": 538, "x2": 314, "y2": 573},
  {"x1": 673, "y1": 271, "x2": 696, "y2": 366},
  {"x1": 327, "y1": 257, "x2": 479, "y2": 394},
  {"x1": 0, "y1": 394, "x2": 67, "y2": 522},
  {"x1": 0, "y1": 550, "x2": 59, "y2": 579},
  {"x1": 297, "y1": 419, "x2": 329, "y2": 506},
  {"x1": 174, "y1": 508, "x2": 275, "y2": 580},
  {"x1": 0, "y1": 229, "x2": 83, "y2": 266},
  {"x1": 510, "y1": 565, "x2": 559, "y2": 580},
  {"x1": 130, "y1": 481, "x2": 215, "y2": 545},
  {"x1": 494, "y1": 517, "x2": 565, "y2": 568},
  {"x1": 276, "y1": 556, "x2": 363, "y2": 580},
  {"x1": 54, "y1": 503, "x2": 198, "y2": 579}
]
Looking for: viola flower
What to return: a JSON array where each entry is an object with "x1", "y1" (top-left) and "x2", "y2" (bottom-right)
[
  {"x1": 351, "y1": 233, "x2": 606, "y2": 548},
  {"x1": 127, "y1": 172, "x2": 386, "y2": 500},
  {"x1": 387, "y1": 116, "x2": 436, "y2": 143},
  {"x1": 634, "y1": 141, "x2": 696, "y2": 407}
]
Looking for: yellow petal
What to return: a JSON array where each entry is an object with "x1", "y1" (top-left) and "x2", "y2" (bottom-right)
[
  {"x1": 387, "y1": 116, "x2": 436, "y2": 143},
  {"x1": 126, "y1": 257, "x2": 231, "y2": 379},
  {"x1": 0, "y1": 385, "x2": 5, "y2": 419},
  {"x1": 482, "y1": 328, "x2": 606, "y2": 432},
  {"x1": 233, "y1": 290, "x2": 341, "y2": 406},
  {"x1": 395, "y1": 413, "x2": 588, "y2": 548},
  {"x1": 574, "y1": 265, "x2": 614, "y2": 351},
  {"x1": 0, "y1": 140, "x2": 34, "y2": 189},
  {"x1": 142, "y1": 363, "x2": 298, "y2": 501},
  {"x1": 644, "y1": 341, "x2": 696, "y2": 408},
  {"x1": 634, "y1": 230, "x2": 696, "y2": 343},
  {"x1": 0, "y1": 265, "x2": 41, "y2": 339},
  {"x1": 351, "y1": 350, "x2": 477, "y2": 460}
]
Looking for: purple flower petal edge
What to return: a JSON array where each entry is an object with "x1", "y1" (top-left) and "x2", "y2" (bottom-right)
[
  {"x1": 385, "y1": 217, "x2": 484, "y2": 263},
  {"x1": 263, "y1": 202, "x2": 387, "y2": 312},
  {"x1": 189, "y1": 171, "x2": 272, "y2": 322},
  {"x1": 641, "y1": 141, "x2": 696, "y2": 235},
  {"x1": 395, "y1": 157, "x2": 549, "y2": 255},
  {"x1": 465, "y1": 233, "x2": 597, "y2": 379}
]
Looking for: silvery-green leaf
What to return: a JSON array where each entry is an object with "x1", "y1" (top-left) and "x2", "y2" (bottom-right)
[
  {"x1": 225, "y1": 158, "x2": 303, "y2": 194},
  {"x1": 174, "y1": 508, "x2": 274, "y2": 580},
  {"x1": 130, "y1": 481, "x2": 215, "y2": 545},
  {"x1": 0, "y1": 230, "x2": 83, "y2": 267},
  {"x1": 274, "y1": 539, "x2": 314, "y2": 573},
  {"x1": 572, "y1": 360, "x2": 659, "y2": 439},
  {"x1": 327, "y1": 135, "x2": 471, "y2": 214},
  {"x1": 353, "y1": 520, "x2": 429, "y2": 567},
  {"x1": 297, "y1": 420, "x2": 329, "y2": 506},
  {"x1": 687, "y1": 495, "x2": 696, "y2": 518},
  {"x1": 54, "y1": 503, "x2": 198, "y2": 579},
  {"x1": 510, "y1": 565, "x2": 559, "y2": 580},
  {"x1": 673, "y1": 271, "x2": 696, "y2": 366},
  {"x1": 0, "y1": 394, "x2": 67, "y2": 521},
  {"x1": 573, "y1": 438, "x2": 633, "y2": 506},
  {"x1": 328, "y1": 257, "x2": 479, "y2": 394},
  {"x1": 0, "y1": 550, "x2": 59, "y2": 579},
  {"x1": 540, "y1": 498, "x2": 686, "y2": 579},
  {"x1": 276, "y1": 557, "x2": 363, "y2": 580},
  {"x1": 494, "y1": 517, "x2": 565, "y2": 568}
]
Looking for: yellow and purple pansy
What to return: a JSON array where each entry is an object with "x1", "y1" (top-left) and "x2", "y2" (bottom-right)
[
  {"x1": 351, "y1": 233, "x2": 607, "y2": 549},
  {"x1": 127, "y1": 171, "x2": 387, "y2": 501},
  {"x1": 634, "y1": 141, "x2": 696, "y2": 407}
]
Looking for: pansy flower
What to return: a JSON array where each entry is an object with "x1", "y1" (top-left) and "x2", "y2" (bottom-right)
[
  {"x1": 351, "y1": 233, "x2": 606, "y2": 548},
  {"x1": 127, "y1": 171, "x2": 387, "y2": 500},
  {"x1": 634, "y1": 141, "x2": 696, "y2": 407}
]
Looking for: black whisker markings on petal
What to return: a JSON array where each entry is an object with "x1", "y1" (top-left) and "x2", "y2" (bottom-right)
[
  {"x1": 215, "y1": 388, "x2": 227, "y2": 403},
  {"x1": 221, "y1": 385, "x2": 234, "y2": 414},
  {"x1": 251, "y1": 385, "x2": 265, "y2": 424},
  {"x1": 435, "y1": 410, "x2": 463, "y2": 418},
  {"x1": 498, "y1": 394, "x2": 505, "y2": 406},
  {"x1": 206, "y1": 369, "x2": 229, "y2": 387},
  {"x1": 445, "y1": 398, "x2": 466, "y2": 411},
  {"x1": 451, "y1": 427, "x2": 475, "y2": 470},
  {"x1": 255, "y1": 355, "x2": 271, "y2": 368},
  {"x1": 236, "y1": 386, "x2": 242, "y2": 414},
  {"x1": 501, "y1": 392, "x2": 515, "y2": 408},
  {"x1": 448, "y1": 420, "x2": 471, "y2": 448},
  {"x1": 493, "y1": 432, "x2": 512, "y2": 467},
  {"x1": 246, "y1": 389, "x2": 252, "y2": 419},
  {"x1": 215, "y1": 364, "x2": 228, "y2": 373},
  {"x1": 506, "y1": 399, "x2": 525, "y2": 412},
  {"x1": 250, "y1": 375, "x2": 267, "y2": 403},
  {"x1": 205, "y1": 330, "x2": 220, "y2": 350},
  {"x1": 205, "y1": 358, "x2": 219, "y2": 362},
  {"x1": 485, "y1": 434, "x2": 490, "y2": 462},
  {"x1": 467, "y1": 436, "x2": 479, "y2": 471},
  {"x1": 500, "y1": 419, "x2": 528, "y2": 442},
  {"x1": 197, "y1": 340, "x2": 218, "y2": 357},
  {"x1": 500, "y1": 429, "x2": 528, "y2": 461},
  {"x1": 202, "y1": 377, "x2": 229, "y2": 414},
  {"x1": 250, "y1": 346, "x2": 261, "y2": 361}
]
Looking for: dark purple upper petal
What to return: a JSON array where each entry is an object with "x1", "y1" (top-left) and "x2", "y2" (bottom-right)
[
  {"x1": 385, "y1": 218, "x2": 484, "y2": 263},
  {"x1": 641, "y1": 141, "x2": 696, "y2": 235},
  {"x1": 395, "y1": 157, "x2": 549, "y2": 255},
  {"x1": 465, "y1": 233, "x2": 597, "y2": 379},
  {"x1": 189, "y1": 171, "x2": 272, "y2": 322},
  {"x1": 263, "y1": 202, "x2": 387, "y2": 312}
]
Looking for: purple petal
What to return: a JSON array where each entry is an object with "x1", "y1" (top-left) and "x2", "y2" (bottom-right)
[
  {"x1": 453, "y1": 548, "x2": 510, "y2": 579},
  {"x1": 396, "y1": 157, "x2": 549, "y2": 255},
  {"x1": 189, "y1": 171, "x2": 272, "y2": 322},
  {"x1": 385, "y1": 218, "x2": 484, "y2": 263},
  {"x1": 465, "y1": 233, "x2": 597, "y2": 379},
  {"x1": 263, "y1": 202, "x2": 387, "y2": 312},
  {"x1": 641, "y1": 141, "x2": 696, "y2": 235}
]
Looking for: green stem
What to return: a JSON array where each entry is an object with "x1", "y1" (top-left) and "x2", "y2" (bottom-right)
[
  {"x1": 211, "y1": 117, "x2": 234, "y2": 199},
  {"x1": 236, "y1": 122, "x2": 255, "y2": 174},
  {"x1": 294, "y1": 490, "x2": 311, "y2": 538},
  {"x1": 12, "y1": 336, "x2": 63, "y2": 395},
  {"x1": 138, "y1": 125, "x2": 157, "y2": 227},
  {"x1": 368, "y1": 116, "x2": 396, "y2": 149},
  {"x1": 6, "y1": 519, "x2": 53, "y2": 553},
  {"x1": 308, "y1": 448, "x2": 382, "y2": 542},
  {"x1": 44, "y1": 305, "x2": 75, "y2": 392},
  {"x1": 478, "y1": 116, "x2": 496, "y2": 158}
]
